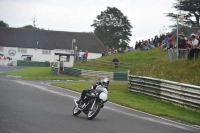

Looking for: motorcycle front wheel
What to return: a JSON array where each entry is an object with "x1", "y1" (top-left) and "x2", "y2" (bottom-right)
[
  {"x1": 73, "y1": 106, "x2": 81, "y2": 116},
  {"x1": 87, "y1": 102, "x2": 101, "y2": 120}
]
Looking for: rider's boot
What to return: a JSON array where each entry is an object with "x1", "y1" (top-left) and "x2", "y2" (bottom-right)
[
  {"x1": 76, "y1": 98, "x2": 82, "y2": 104},
  {"x1": 76, "y1": 98, "x2": 81, "y2": 104}
]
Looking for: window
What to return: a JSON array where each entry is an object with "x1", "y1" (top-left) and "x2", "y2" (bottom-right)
[
  {"x1": 0, "y1": 47, "x2": 4, "y2": 52},
  {"x1": 18, "y1": 48, "x2": 27, "y2": 53},
  {"x1": 42, "y1": 50, "x2": 51, "y2": 55}
]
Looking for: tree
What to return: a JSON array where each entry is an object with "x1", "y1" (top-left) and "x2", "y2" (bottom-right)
[
  {"x1": 166, "y1": 0, "x2": 200, "y2": 28},
  {"x1": 22, "y1": 25, "x2": 37, "y2": 29},
  {"x1": 21, "y1": 16, "x2": 39, "y2": 29},
  {"x1": 32, "y1": 16, "x2": 39, "y2": 28},
  {"x1": 0, "y1": 21, "x2": 9, "y2": 27},
  {"x1": 91, "y1": 7, "x2": 133, "y2": 49}
]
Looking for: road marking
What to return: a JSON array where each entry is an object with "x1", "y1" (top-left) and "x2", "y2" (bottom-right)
[
  {"x1": 15, "y1": 80, "x2": 77, "y2": 99},
  {"x1": 104, "y1": 106, "x2": 190, "y2": 131},
  {"x1": 14, "y1": 80, "x2": 199, "y2": 131}
]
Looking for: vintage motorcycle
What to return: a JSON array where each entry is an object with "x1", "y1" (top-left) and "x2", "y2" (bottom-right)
[{"x1": 73, "y1": 85, "x2": 108, "y2": 120}]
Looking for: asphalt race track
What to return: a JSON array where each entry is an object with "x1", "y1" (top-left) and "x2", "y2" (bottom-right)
[
  {"x1": 0, "y1": 67, "x2": 199, "y2": 133},
  {"x1": 0, "y1": 66, "x2": 24, "y2": 73}
]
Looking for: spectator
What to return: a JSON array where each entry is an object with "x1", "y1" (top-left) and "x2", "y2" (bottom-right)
[
  {"x1": 167, "y1": 34, "x2": 174, "y2": 49},
  {"x1": 159, "y1": 40, "x2": 165, "y2": 48},
  {"x1": 82, "y1": 53, "x2": 87, "y2": 62},
  {"x1": 81, "y1": 52, "x2": 85, "y2": 62},
  {"x1": 159, "y1": 34, "x2": 163, "y2": 47},
  {"x1": 112, "y1": 57, "x2": 119, "y2": 68},
  {"x1": 154, "y1": 35, "x2": 159, "y2": 47},
  {"x1": 184, "y1": 37, "x2": 189, "y2": 53},
  {"x1": 197, "y1": 30, "x2": 200, "y2": 57},
  {"x1": 75, "y1": 50, "x2": 79, "y2": 62},
  {"x1": 102, "y1": 52, "x2": 105, "y2": 56},
  {"x1": 150, "y1": 38, "x2": 154, "y2": 45},
  {"x1": 164, "y1": 36, "x2": 168, "y2": 46},
  {"x1": 178, "y1": 34, "x2": 186, "y2": 58},
  {"x1": 111, "y1": 48, "x2": 115, "y2": 54},
  {"x1": 138, "y1": 40, "x2": 141, "y2": 49},
  {"x1": 85, "y1": 50, "x2": 88, "y2": 61},
  {"x1": 148, "y1": 39, "x2": 150, "y2": 44},
  {"x1": 198, "y1": 30, "x2": 200, "y2": 43},
  {"x1": 188, "y1": 35, "x2": 199, "y2": 59},
  {"x1": 79, "y1": 50, "x2": 83, "y2": 61},
  {"x1": 135, "y1": 41, "x2": 139, "y2": 49}
]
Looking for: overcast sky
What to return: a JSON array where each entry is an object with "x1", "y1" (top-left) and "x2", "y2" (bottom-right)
[{"x1": 0, "y1": 0, "x2": 177, "y2": 47}]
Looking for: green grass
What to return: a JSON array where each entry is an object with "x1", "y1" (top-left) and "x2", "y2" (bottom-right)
[
  {"x1": 74, "y1": 48, "x2": 200, "y2": 85},
  {"x1": 52, "y1": 82, "x2": 200, "y2": 125},
  {"x1": 3, "y1": 67, "x2": 88, "y2": 80},
  {"x1": 74, "y1": 49, "x2": 164, "y2": 72},
  {"x1": 99, "y1": 48, "x2": 167, "y2": 64}
]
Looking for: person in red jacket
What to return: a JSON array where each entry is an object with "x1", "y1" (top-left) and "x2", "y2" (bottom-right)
[
  {"x1": 184, "y1": 37, "x2": 189, "y2": 53},
  {"x1": 85, "y1": 50, "x2": 88, "y2": 61}
]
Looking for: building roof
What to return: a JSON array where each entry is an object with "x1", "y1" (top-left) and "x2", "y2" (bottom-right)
[{"x1": 0, "y1": 27, "x2": 107, "y2": 53}]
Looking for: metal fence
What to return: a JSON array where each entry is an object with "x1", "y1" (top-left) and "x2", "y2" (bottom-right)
[
  {"x1": 63, "y1": 67, "x2": 128, "y2": 81},
  {"x1": 128, "y1": 75, "x2": 200, "y2": 110},
  {"x1": 80, "y1": 59, "x2": 132, "y2": 71},
  {"x1": 17, "y1": 60, "x2": 50, "y2": 67},
  {"x1": 52, "y1": 67, "x2": 58, "y2": 75},
  {"x1": 168, "y1": 48, "x2": 199, "y2": 61}
]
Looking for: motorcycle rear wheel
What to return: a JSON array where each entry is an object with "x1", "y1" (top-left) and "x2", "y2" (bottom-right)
[
  {"x1": 87, "y1": 103, "x2": 101, "y2": 120},
  {"x1": 73, "y1": 106, "x2": 81, "y2": 116}
]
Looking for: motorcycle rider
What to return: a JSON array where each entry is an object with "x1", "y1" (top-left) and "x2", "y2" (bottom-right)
[{"x1": 76, "y1": 77, "x2": 109, "y2": 105}]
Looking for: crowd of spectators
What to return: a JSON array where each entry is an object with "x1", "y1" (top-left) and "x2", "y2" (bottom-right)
[
  {"x1": 75, "y1": 50, "x2": 88, "y2": 62},
  {"x1": 134, "y1": 33, "x2": 175, "y2": 51},
  {"x1": 102, "y1": 47, "x2": 127, "y2": 56},
  {"x1": 134, "y1": 30, "x2": 200, "y2": 60}
]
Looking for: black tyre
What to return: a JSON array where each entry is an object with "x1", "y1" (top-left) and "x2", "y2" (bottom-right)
[
  {"x1": 87, "y1": 102, "x2": 101, "y2": 120},
  {"x1": 73, "y1": 106, "x2": 81, "y2": 116}
]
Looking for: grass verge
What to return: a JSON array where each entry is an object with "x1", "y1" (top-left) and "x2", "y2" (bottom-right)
[
  {"x1": 74, "y1": 48, "x2": 200, "y2": 85},
  {"x1": 3, "y1": 67, "x2": 88, "y2": 80},
  {"x1": 52, "y1": 82, "x2": 200, "y2": 125}
]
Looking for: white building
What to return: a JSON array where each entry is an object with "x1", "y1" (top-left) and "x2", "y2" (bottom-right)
[{"x1": 0, "y1": 27, "x2": 107, "y2": 67}]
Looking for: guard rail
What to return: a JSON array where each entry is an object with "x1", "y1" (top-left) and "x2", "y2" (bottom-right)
[{"x1": 128, "y1": 75, "x2": 200, "y2": 110}]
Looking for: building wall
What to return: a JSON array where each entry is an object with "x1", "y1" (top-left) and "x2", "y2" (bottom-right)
[
  {"x1": 88, "y1": 52, "x2": 102, "y2": 59},
  {"x1": 0, "y1": 46, "x2": 102, "y2": 66},
  {"x1": 0, "y1": 46, "x2": 74, "y2": 66}
]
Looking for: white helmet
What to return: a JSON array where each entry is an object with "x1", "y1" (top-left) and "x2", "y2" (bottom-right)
[{"x1": 101, "y1": 77, "x2": 109, "y2": 87}]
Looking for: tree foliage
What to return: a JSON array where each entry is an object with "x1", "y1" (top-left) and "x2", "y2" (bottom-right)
[
  {"x1": 22, "y1": 25, "x2": 37, "y2": 29},
  {"x1": 91, "y1": 7, "x2": 132, "y2": 49},
  {"x1": 0, "y1": 21, "x2": 9, "y2": 27},
  {"x1": 166, "y1": 0, "x2": 200, "y2": 28},
  {"x1": 22, "y1": 16, "x2": 39, "y2": 29}
]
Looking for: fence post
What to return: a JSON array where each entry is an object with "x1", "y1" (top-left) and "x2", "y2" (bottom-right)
[{"x1": 127, "y1": 70, "x2": 130, "y2": 80}]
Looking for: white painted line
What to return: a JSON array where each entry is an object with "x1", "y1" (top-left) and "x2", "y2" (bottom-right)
[
  {"x1": 104, "y1": 106, "x2": 190, "y2": 131},
  {"x1": 107, "y1": 101, "x2": 200, "y2": 130},
  {"x1": 15, "y1": 81, "x2": 77, "y2": 99},
  {"x1": 48, "y1": 84, "x2": 81, "y2": 94}
]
